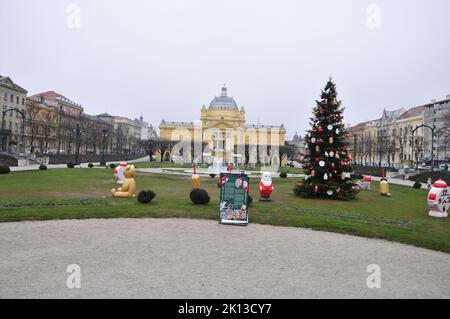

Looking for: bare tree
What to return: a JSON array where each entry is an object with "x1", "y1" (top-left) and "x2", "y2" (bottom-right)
[
  {"x1": 413, "y1": 137, "x2": 424, "y2": 168},
  {"x1": 26, "y1": 100, "x2": 40, "y2": 153},
  {"x1": 376, "y1": 126, "x2": 390, "y2": 165}
]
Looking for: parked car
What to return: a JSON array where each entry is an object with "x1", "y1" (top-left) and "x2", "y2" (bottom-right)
[{"x1": 438, "y1": 164, "x2": 450, "y2": 172}]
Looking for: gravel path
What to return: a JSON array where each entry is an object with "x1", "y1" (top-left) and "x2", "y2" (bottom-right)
[{"x1": 0, "y1": 218, "x2": 448, "y2": 298}]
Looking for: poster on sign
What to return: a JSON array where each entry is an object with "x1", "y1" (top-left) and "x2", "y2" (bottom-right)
[{"x1": 219, "y1": 173, "x2": 249, "y2": 225}]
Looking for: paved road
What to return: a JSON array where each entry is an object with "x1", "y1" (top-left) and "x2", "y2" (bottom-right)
[
  {"x1": 0, "y1": 218, "x2": 448, "y2": 298},
  {"x1": 9, "y1": 156, "x2": 150, "y2": 172}
]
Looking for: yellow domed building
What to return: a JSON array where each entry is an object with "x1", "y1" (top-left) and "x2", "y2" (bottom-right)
[{"x1": 159, "y1": 86, "x2": 286, "y2": 165}]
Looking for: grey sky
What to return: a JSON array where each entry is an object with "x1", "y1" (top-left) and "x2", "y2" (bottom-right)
[{"x1": 1, "y1": 0, "x2": 449, "y2": 138}]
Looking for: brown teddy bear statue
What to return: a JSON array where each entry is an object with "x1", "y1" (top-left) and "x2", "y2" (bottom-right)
[{"x1": 111, "y1": 165, "x2": 136, "y2": 198}]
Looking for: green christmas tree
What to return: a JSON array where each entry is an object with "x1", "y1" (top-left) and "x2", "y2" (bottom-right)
[{"x1": 294, "y1": 79, "x2": 358, "y2": 200}]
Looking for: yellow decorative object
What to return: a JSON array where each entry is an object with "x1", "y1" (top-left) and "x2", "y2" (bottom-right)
[
  {"x1": 192, "y1": 174, "x2": 201, "y2": 189},
  {"x1": 311, "y1": 170, "x2": 315, "y2": 177},
  {"x1": 329, "y1": 136, "x2": 334, "y2": 144},
  {"x1": 335, "y1": 153, "x2": 340, "y2": 159},
  {"x1": 315, "y1": 145, "x2": 320, "y2": 152},
  {"x1": 111, "y1": 165, "x2": 136, "y2": 198},
  {"x1": 379, "y1": 178, "x2": 391, "y2": 197},
  {"x1": 341, "y1": 172, "x2": 346, "y2": 180}
]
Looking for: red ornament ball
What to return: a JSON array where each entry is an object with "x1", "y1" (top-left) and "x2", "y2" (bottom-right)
[{"x1": 318, "y1": 126, "x2": 324, "y2": 133}]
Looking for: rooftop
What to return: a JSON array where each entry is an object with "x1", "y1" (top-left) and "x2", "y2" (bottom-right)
[
  {"x1": 29, "y1": 91, "x2": 82, "y2": 108},
  {"x1": 209, "y1": 86, "x2": 238, "y2": 110},
  {"x1": 0, "y1": 75, "x2": 28, "y2": 94},
  {"x1": 246, "y1": 124, "x2": 285, "y2": 130},
  {"x1": 398, "y1": 105, "x2": 425, "y2": 120},
  {"x1": 383, "y1": 108, "x2": 406, "y2": 121},
  {"x1": 160, "y1": 120, "x2": 194, "y2": 126}
]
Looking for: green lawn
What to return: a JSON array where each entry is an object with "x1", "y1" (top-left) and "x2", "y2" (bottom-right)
[{"x1": 0, "y1": 168, "x2": 448, "y2": 252}]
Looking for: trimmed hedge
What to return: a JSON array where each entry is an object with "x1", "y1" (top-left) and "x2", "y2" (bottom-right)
[
  {"x1": 109, "y1": 163, "x2": 116, "y2": 169},
  {"x1": 137, "y1": 190, "x2": 156, "y2": 204},
  {"x1": 88, "y1": 163, "x2": 94, "y2": 168},
  {"x1": 247, "y1": 194, "x2": 253, "y2": 206},
  {"x1": 409, "y1": 172, "x2": 450, "y2": 184},
  {"x1": 190, "y1": 189, "x2": 210, "y2": 205},
  {"x1": 67, "y1": 162, "x2": 75, "y2": 168},
  {"x1": 279, "y1": 172, "x2": 287, "y2": 178},
  {"x1": 39, "y1": 164, "x2": 47, "y2": 171},
  {"x1": 413, "y1": 181, "x2": 422, "y2": 189},
  {"x1": 0, "y1": 164, "x2": 11, "y2": 174}
]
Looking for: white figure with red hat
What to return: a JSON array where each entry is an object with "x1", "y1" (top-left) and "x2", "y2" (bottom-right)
[
  {"x1": 259, "y1": 171, "x2": 274, "y2": 200},
  {"x1": 360, "y1": 176, "x2": 372, "y2": 190},
  {"x1": 427, "y1": 179, "x2": 449, "y2": 218},
  {"x1": 116, "y1": 161, "x2": 128, "y2": 184}
]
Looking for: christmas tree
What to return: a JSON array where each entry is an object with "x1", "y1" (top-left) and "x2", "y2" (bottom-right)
[{"x1": 294, "y1": 79, "x2": 358, "y2": 200}]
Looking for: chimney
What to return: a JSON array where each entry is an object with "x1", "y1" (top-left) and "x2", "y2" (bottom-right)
[{"x1": 446, "y1": 94, "x2": 450, "y2": 100}]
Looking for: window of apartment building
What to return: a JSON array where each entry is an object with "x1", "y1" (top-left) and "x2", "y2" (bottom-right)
[
  {"x1": 16, "y1": 96, "x2": 19, "y2": 104},
  {"x1": 10, "y1": 94, "x2": 13, "y2": 103},
  {"x1": 9, "y1": 121, "x2": 12, "y2": 130},
  {"x1": 22, "y1": 98, "x2": 25, "y2": 105},
  {"x1": 3, "y1": 93, "x2": 7, "y2": 101}
]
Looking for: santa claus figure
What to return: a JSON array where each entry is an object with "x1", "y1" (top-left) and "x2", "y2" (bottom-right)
[
  {"x1": 259, "y1": 172, "x2": 274, "y2": 200},
  {"x1": 116, "y1": 161, "x2": 128, "y2": 184}
]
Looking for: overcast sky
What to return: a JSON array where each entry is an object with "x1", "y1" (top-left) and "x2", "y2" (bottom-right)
[{"x1": 1, "y1": 0, "x2": 449, "y2": 138}]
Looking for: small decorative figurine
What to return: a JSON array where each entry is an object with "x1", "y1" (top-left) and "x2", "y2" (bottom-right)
[
  {"x1": 259, "y1": 171, "x2": 274, "y2": 201},
  {"x1": 111, "y1": 165, "x2": 136, "y2": 198},
  {"x1": 192, "y1": 162, "x2": 200, "y2": 189},
  {"x1": 427, "y1": 179, "x2": 449, "y2": 218},
  {"x1": 116, "y1": 161, "x2": 128, "y2": 184}
]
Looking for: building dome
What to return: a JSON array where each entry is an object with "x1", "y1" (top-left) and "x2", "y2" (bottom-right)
[{"x1": 208, "y1": 85, "x2": 238, "y2": 110}]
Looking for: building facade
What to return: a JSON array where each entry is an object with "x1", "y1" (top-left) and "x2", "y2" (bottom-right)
[
  {"x1": 97, "y1": 113, "x2": 142, "y2": 155},
  {"x1": 346, "y1": 96, "x2": 450, "y2": 167},
  {"x1": 0, "y1": 75, "x2": 28, "y2": 153},
  {"x1": 28, "y1": 91, "x2": 85, "y2": 155},
  {"x1": 159, "y1": 86, "x2": 286, "y2": 164},
  {"x1": 423, "y1": 96, "x2": 450, "y2": 163}
]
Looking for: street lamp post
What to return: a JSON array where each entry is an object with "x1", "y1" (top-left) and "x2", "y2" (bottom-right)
[
  {"x1": 74, "y1": 123, "x2": 81, "y2": 165},
  {"x1": 412, "y1": 124, "x2": 435, "y2": 170},
  {"x1": 100, "y1": 129, "x2": 108, "y2": 166}
]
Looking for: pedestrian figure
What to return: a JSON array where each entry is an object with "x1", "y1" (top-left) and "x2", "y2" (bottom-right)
[{"x1": 427, "y1": 177, "x2": 432, "y2": 190}]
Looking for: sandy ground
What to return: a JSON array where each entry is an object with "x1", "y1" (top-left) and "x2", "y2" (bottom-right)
[{"x1": 0, "y1": 218, "x2": 448, "y2": 299}]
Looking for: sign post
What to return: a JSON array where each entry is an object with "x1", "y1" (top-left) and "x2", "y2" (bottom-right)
[{"x1": 219, "y1": 172, "x2": 249, "y2": 225}]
